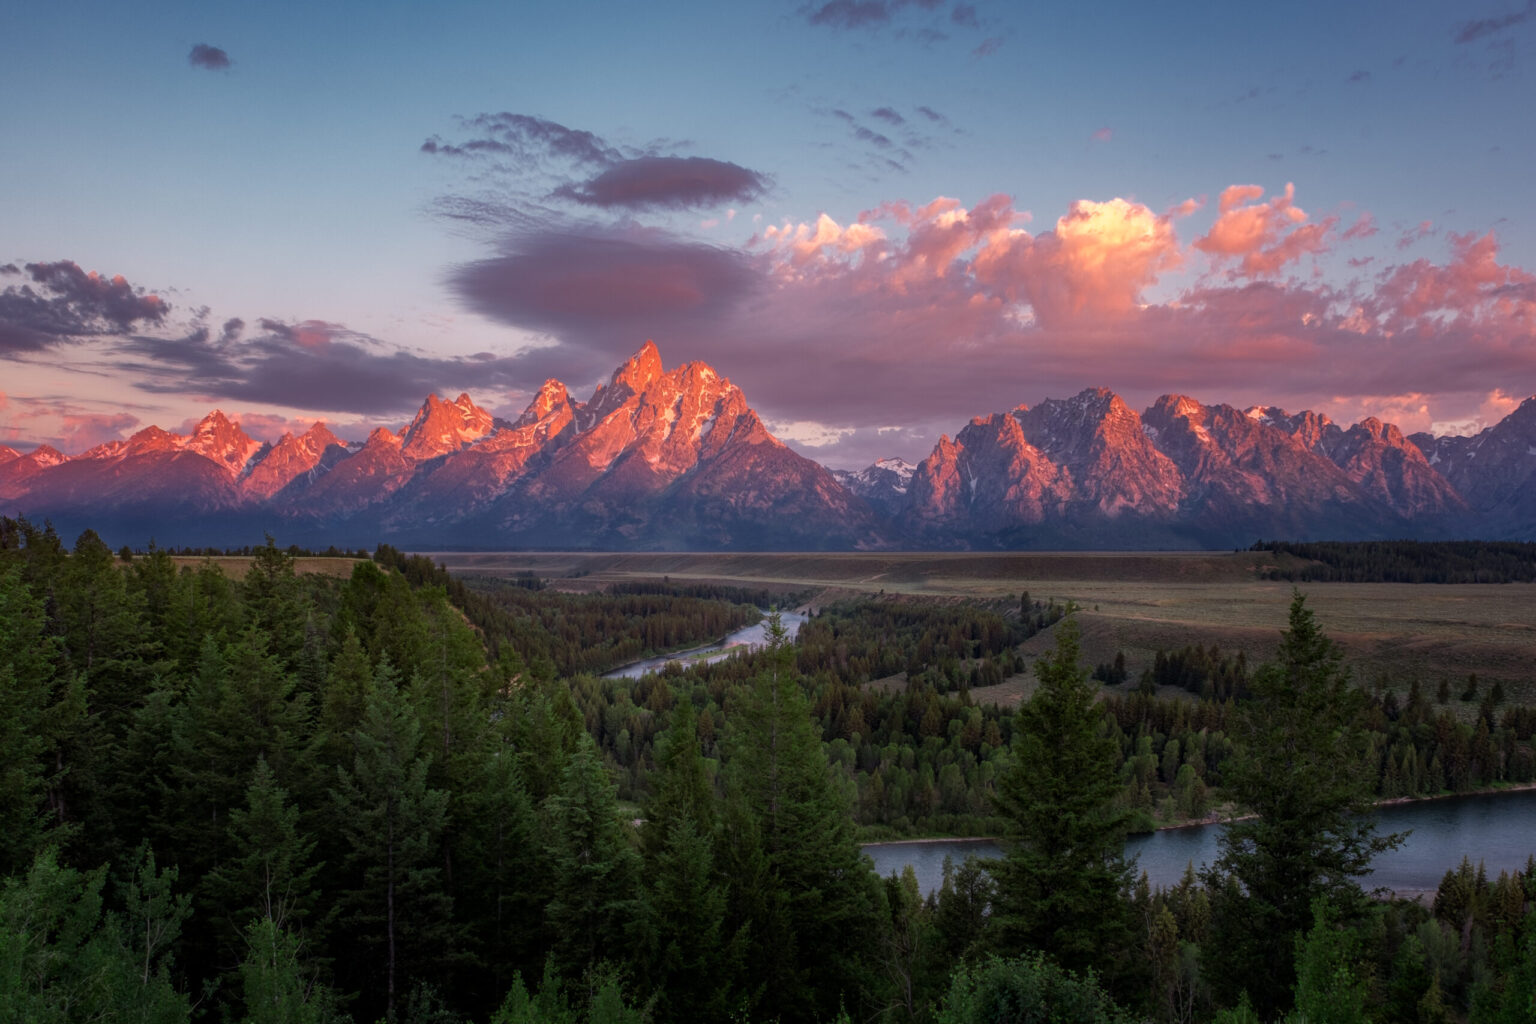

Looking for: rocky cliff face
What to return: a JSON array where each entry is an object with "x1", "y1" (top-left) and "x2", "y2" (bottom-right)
[
  {"x1": 1413, "y1": 397, "x2": 1536, "y2": 537},
  {"x1": 1, "y1": 343, "x2": 1532, "y2": 549}
]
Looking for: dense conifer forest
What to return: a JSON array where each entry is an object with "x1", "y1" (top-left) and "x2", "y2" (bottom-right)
[
  {"x1": 1251, "y1": 540, "x2": 1536, "y2": 583},
  {"x1": 2, "y1": 516, "x2": 1534, "y2": 1023}
]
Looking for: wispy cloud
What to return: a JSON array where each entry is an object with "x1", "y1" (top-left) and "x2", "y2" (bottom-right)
[{"x1": 1455, "y1": 0, "x2": 1536, "y2": 43}]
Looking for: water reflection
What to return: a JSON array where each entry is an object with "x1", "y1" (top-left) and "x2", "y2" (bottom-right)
[{"x1": 864, "y1": 789, "x2": 1536, "y2": 897}]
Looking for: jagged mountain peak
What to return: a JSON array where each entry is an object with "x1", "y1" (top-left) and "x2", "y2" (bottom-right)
[
  {"x1": 614, "y1": 339, "x2": 664, "y2": 391},
  {"x1": 24, "y1": 444, "x2": 65, "y2": 467},
  {"x1": 301, "y1": 421, "x2": 343, "y2": 447},
  {"x1": 186, "y1": 410, "x2": 261, "y2": 475},
  {"x1": 401, "y1": 391, "x2": 494, "y2": 460},
  {"x1": 365, "y1": 426, "x2": 403, "y2": 448},
  {"x1": 1152, "y1": 393, "x2": 1208, "y2": 422},
  {"x1": 515, "y1": 379, "x2": 575, "y2": 427}
]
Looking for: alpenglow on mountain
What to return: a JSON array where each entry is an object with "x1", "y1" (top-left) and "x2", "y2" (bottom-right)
[{"x1": 2, "y1": 342, "x2": 1533, "y2": 549}]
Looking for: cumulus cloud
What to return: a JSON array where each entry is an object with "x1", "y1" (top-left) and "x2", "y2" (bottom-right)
[
  {"x1": 0, "y1": 261, "x2": 168, "y2": 355},
  {"x1": 429, "y1": 179, "x2": 1536, "y2": 466},
  {"x1": 188, "y1": 44, "x2": 231, "y2": 70},
  {"x1": 1193, "y1": 183, "x2": 1335, "y2": 277},
  {"x1": 1370, "y1": 230, "x2": 1536, "y2": 331}
]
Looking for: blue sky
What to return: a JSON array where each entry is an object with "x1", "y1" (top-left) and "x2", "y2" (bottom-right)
[{"x1": 4, "y1": 0, "x2": 1534, "y2": 466}]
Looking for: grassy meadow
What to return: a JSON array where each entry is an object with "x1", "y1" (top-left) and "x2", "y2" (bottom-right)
[{"x1": 428, "y1": 549, "x2": 1536, "y2": 703}]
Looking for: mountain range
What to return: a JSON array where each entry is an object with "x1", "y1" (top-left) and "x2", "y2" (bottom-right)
[{"x1": 3, "y1": 341, "x2": 1534, "y2": 550}]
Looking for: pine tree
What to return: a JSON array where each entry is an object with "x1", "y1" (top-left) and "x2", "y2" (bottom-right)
[
  {"x1": 205, "y1": 757, "x2": 322, "y2": 966},
  {"x1": 1211, "y1": 592, "x2": 1402, "y2": 1014},
  {"x1": 721, "y1": 612, "x2": 884, "y2": 1023},
  {"x1": 330, "y1": 659, "x2": 452, "y2": 1023},
  {"x1": 544, "y1": 734, "x2": 641, "y2": 980},
  {"x1": 638, "y1": 696, "x2": 743, "y2": 1017},
  {"x1": 990, "y1": 615, "x2": 1134, "y2": 975},
  {"x1": 0, "y1": 567, "x2": 64, "y2": 872}
]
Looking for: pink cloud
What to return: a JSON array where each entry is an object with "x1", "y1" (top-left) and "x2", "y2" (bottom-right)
[
  {"x1": 1396, "y1": 220, "x2": 1435, "y2": 250},
  {"x1": 1193, "y1": 183, "x2": 1335, "y2": 277},
  {"x1": 60, "y1": 412, "x2": 140, "y2": 451},
  {"x1": 977, "y1": 198, "x2": 1183, "y2": 324},
  {"x1": 1090, "y1": 127, "x2": 1113, "y2": 143},
  {"x1": 1341, "y1": 212, "x2": 1378, "y2": 240},
  {"x1": 1372, "y1": 230, "x2": 1536, "y2": 329}
]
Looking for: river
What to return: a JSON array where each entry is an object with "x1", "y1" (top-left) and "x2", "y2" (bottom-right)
[
  {"x1": 863, "y1": 788, "x2": 1536, "y2": 897},
  {"x1": 602, "y1": 609, "x2": 810, "y2": 679}
]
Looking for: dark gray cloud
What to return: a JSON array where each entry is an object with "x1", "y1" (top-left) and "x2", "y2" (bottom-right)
[
  {"x1": 1455, "y1": 0, "x2": 1535, "y2": 43},
  {"x1": 551, "y1": 156, "x2": 768, "y2": 210},
  {"x1": 870, "y1": 106, "x2": 905, "y2": 125},
  {"x1": 421, "y1": 112, "x2": 622, "y2": 168},
  {"x1": 802, "y1": 0, "x2": 946, "y2": 32},
  {"x1": 110, "y1": 319, "x2": 536, "y2": 416},
  {"x1": 915, "y1": 105, "x2": 947, "y2": 123},
  {"x1": 806, "y1": 1, "x2": 894, "y2": 29},
  {"x1": 1347, "y1": 69, "x2": 1371, "y2": 83},
  {"x1": 188, "y1": 44, "x2": 231, "y2": 70},
  {"x1": 448, "y1": 227, "x2": 760, "y2": 378},
  {"x1": 0, "y1": 261, "x2": 168, "y2": 355},
  {"x1": 972, "y1": 35, "x2": 1002, "y2": 57},
  {"x1": 424, "y1": 113, "x2": 767, "y2": 215},
  {"x1": 950, "y1": 3, "x2": 979, "y2": 27}
]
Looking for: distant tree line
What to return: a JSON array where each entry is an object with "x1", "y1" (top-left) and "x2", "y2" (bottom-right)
[{"x1": 1252, "y1": 539, "x2": 1536, "y2": 583}]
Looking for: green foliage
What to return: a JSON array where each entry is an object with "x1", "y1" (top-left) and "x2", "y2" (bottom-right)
[
  {"x1": 933, "y1": 954, "x2": 1139, "y2": 1024},
  {"x1": 1253, "y1": 539, "x2": 1536, "y2": 583},
  {"x1": 1288, "y1": 900, "x2": 1368, "y2": 1024},
  {"x1": 722, "y1": 617, "x2": 885, "y2": 1023},
  {"x1": 0, "y1": 847, "x2": 191, "y2": 1024},
  {"x1": 237, "y1": 917, "x2": 345, "y2": 1024},
  {"x1": 991, "y1": 616, "x2": 1134, "y2": 975},
  {"x1": 1212, "y1": 592, "x2": 1401, "y2": 1013},
  {"x1": 329, "y1": 658, "x2": 452, "y2": 1023},
  {"x1": 544, "y1": 735, "x2": 642, "y2": 980}
]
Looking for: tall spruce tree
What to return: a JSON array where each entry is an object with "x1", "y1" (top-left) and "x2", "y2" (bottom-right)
[
  {"x1": 330, "y1": 658, "x2": 451, "y2": 1023},
  {"x1": 544, "y1": 733, "x2": 642, "y2": 980},
  {"x1": 642, "y1": 698, "x2": 741, "y2": 1020},
  {"x1": 721, "y1": 612, "x2": 884, "y2": 1024},
  {"x1": 1211, "y1": 591, "x2": 1402, "y2": 1013},
  {"x1": 990, "y1": 614, "x2": 1134, "y2": 975}
]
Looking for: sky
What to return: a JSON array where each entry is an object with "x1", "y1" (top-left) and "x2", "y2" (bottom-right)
[{"x1": 3, "y1": 0, "x2": 1535, "y2": 468}]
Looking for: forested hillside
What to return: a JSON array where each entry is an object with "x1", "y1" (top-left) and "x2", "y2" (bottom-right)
[{"x1": 2, "y1": 518, "x2": 1534, "y2": 1023}]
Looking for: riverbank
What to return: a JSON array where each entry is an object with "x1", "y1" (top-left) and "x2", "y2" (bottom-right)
[
  {"x1": 865, "y1": 789, "x2": 1536, "y2": 896},
  {"x1": 860, "y1": 781, "x2": 1536, "y2": 847}
]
